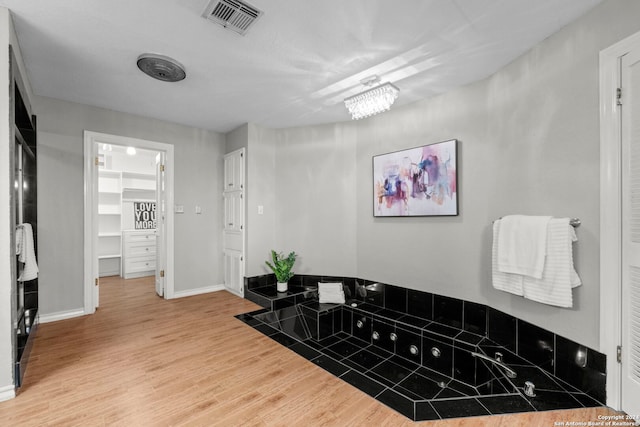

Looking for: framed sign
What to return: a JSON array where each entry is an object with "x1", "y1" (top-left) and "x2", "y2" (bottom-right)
[
  {"x1": 134, "y1": 202, "x2": 156, "y2": 229},
  {"x1": 373, "y1": 139, "x2": 458, "y2": 217}
]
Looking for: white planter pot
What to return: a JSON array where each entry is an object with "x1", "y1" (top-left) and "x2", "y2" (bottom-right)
[{"x1": 277, "y1": 282, "x2": 288, "y2": 292}]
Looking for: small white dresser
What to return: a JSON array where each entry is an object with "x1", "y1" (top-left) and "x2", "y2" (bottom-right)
[{"x1": 122, "y1": 230, "x2": 156, "y2": 279}]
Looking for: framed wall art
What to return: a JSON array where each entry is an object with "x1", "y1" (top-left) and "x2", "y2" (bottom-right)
[{"x1": 373, "y1": 139, "x2": 458, "y2": 217}]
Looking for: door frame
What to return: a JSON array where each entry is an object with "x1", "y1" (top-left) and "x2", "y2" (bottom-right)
[
  {"x1": 83, "y1": 131, "x2": 175, "y2": 314},
  {"x1": 599, "y1": 29, "x2": 640, "y2": 410}
]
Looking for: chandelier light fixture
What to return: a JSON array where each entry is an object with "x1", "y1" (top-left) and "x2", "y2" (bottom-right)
[{"x1": 344, "y1": 76, "x2": 400, "y2": 120}]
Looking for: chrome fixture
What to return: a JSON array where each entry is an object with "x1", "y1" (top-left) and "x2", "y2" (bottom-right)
[
  {"x1": 409, "y1": 345, "x2": 419, "y2": 356},
  {"x1": 137, "y1": 53, "x2": 186, "y2": 82},
  {"x1": 344, "y1": 75, "x2": 400, "y2": 120},
  {"x1": 356, "y1": 319, "x2": 365, "y2": 329},
  {"x1": 471, "y1": 352, "x2": 517, "y2": 379},
  {"x1": 431, "y1": 347, "x2": 441, "y2": 358},
  {"x1": 372, "y1": 331, "x2": 380, "y2": 341},
  {"x1": 494, "y1": 217, "x2": 581, "y2": 228},
  {"x1": 389, "y1": 332, "x2": 398, "y2": 342},
  {"x1": 575, "y1": 346, "x2": 588, "y2": 368},
  {"x1": 495, "y1": 352, "x2": 504, "y2": 363},
  {"x1": 524, "y1": 381, "x2": 536, "y2": 397}
]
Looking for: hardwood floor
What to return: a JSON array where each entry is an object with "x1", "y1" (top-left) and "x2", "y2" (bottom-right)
[{"x1": 0, "y1": 276, "x2": 624, "y2": 426}]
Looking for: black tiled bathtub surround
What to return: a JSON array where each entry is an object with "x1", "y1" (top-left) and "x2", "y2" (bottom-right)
[{"x1": 241, "y1": 275, "x2": 606, "y2": 421}]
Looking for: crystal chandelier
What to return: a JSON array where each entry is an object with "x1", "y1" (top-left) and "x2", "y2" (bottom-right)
[{"x1": 344, "y1": 76, "x2": 400, "y2": 120}]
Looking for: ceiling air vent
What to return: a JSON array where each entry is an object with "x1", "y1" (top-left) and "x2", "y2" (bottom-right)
[{"x1": 202, "y1": 0, "x2": 263, "y2": 36}]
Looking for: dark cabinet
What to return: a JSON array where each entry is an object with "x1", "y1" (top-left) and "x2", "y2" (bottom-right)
[{"x1": 10, "y1": 46, "x2": 38, "y2": 388}]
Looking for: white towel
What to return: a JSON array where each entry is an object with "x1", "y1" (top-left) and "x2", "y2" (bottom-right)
[
  {"x1": 492, "y1": 221, "x2": 524, "y2": 296},
  {"x1": 16, "y1": 223, "x2": 39, "y2": 281},
  {"x1": 497, "y1": 215, "x2": 551, "y2": 279},
  {"x1": 318, "y1": 282, "x2": 345, "y2": 304},
  {"x1": 492, "y1": 218, "x2": 581, "y2": 307},
  {"x1": 522, "y1": 218, "x2": 581, "y2": 307}
]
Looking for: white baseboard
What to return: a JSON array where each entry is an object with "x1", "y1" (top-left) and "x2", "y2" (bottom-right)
[
  {"x1": 0, "y1": 384, "x2": 16, "y2": 402},
  {"x1": 172, "y1": 284, "x2": 225, "y2": 299},
  {"x1": 38, "y1": 308, "x2": 86, "y2": 324}
]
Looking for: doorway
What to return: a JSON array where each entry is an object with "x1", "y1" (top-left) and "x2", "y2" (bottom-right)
[
  {"x1": 84, "y1": 131, "x2": 175, "y2": 314},
  {"x1": 599, "y1": 30, "x2": 640, "y2": 414},
  {"x1": 98, "y1": 144, "x2": 160, "y2": 293}
]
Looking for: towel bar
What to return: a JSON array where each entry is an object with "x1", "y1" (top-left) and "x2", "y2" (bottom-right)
[{"x1": 494, "y1": 217, "x2": 581, "y2": 228}]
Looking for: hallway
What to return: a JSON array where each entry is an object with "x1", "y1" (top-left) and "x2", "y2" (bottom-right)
[{"x1": 0, "y1": 277, "x2": 622, "y2": 426}]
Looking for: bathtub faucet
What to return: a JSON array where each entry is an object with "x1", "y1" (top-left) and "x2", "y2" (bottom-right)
[{"x1": 471, "y1": 351, "x2": 518, "y2": 378}]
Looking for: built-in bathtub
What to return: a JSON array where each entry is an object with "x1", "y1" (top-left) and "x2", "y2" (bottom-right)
[{"x1": 237, "y1": 276, "x2": 606, "y2": 421}]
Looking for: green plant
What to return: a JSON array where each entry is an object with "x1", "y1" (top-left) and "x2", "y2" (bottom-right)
[{"x1": 265, "y1": 250, "x2": 297, "y2": 283}]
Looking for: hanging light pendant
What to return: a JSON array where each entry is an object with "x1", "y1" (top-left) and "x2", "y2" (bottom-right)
[{"x1": 344, "y1": 76, "x2": 400, "y2": 120}]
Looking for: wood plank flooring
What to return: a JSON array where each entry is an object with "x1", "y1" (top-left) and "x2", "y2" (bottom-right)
[{"x1": 0, "y1": 276, "x2": 624, "y2": 426}]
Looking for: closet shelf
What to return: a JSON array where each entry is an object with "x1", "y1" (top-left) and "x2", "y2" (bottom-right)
[
  {"x1": 99, "y1": 232, "x2": 121, "y2": 237},
  {"x1": 122, "y1": 171, "x2": 154, "y2": 179},
  {"x1": 122, "y1": 187, "x2": 154, "y2": 192},
  {"x1": 99, "y1": 253, "x2": 121, "y2": 260}
]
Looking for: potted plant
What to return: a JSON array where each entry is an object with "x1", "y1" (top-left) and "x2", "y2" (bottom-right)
[{"x1": 265, "y1": 250, "x2": 297, "y2": 292}]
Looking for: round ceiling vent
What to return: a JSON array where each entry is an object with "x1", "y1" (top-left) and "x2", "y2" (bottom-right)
[{"x1": 136, "y1": 53, "x2": 186, "y2": 82}]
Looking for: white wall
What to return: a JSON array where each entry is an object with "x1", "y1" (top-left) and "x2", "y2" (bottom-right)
[
  {"x1": 245, "y1": 124, "x2": 277, "y2": 276},
  {"x1": 255, "y1": 0, "x2": 640, "y2": 350},
  {"x1": 35, "y1": 96, "x2": 226, "y2": 316},
  {"x1": 0, "y1": 6, "x2": 15, "y2": 398},
  {"x1": 1, "y1": 6, "x2": 34, "y2": 397},
  {"x1": 272, "y1": 124, "x2": 359, "y2": 277}
]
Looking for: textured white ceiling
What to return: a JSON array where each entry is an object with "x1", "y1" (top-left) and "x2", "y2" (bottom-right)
[{"x1": 1, "y1": 0, "x2": 602, "y2": 133}]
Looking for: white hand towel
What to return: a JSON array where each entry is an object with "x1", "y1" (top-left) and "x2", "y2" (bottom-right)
[
  {"x1": 17, "y1": 223, "x2": 39, "y2": 281},
  {"x1": 318, "y1": 282, "x2": 345, "y2": 304},
  {"x1": 497, "y1": 215, "x2": 552, "y2": 279},
  {"x1": 522, "y1": 218, "x2": 581, "y2": 308},
  {"x1": 492, "y1": 221, "x2": 524, "y2": 296}
]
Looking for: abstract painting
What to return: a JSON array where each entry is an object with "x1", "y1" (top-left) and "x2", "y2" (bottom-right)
[{"x1": 373, "y1": 139, "x2": 458, "y2": 217}]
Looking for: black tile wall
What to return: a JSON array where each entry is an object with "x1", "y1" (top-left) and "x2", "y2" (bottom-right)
[
  {"x1": 318, "y1": 312, "x2": 334, "y2": 340},
  {"x1": 244, "y1": 273, "x2": 607, "y2": 406},
  {"x1": 433, "y1": 295, "x2": 463, "y2": 329},
  {"x1": 372, "y1": 318, "x2": 395, "y2": 353},
  {"x1": 463, "y1": 301, "x2": 487, "y2": 335},
  {"x1": 319, "y1": 276, "x2": 343, "y2": 284},
  {"x1": 272, "y1": 295, "x2": 296, "y2": 311},
  {"x1": 395, "y1": 324, "x2": 422, "y2": 364},
  {"x1": 422, "y1": 334, "x2": 453, "y2": 377},
  {"x1": 361, "y1": 280, "x2": 385, "y2": 307},
  {"x1": 517, "y1": 320, "x2": 555, "y2": 373},
  {"x1": 431, "y1": 398, "x2": 490, "y2": 419},
  {"x1": 341, "y1": 308, "x2": 352, "y2": 335},
  {"x1": 453, "y1": 346, "x2": 477, "y2": 385},
  {"x1": 301, "y1": 275, "x2": 321, "y2": 287},
  {"x1": 300, "y1": 305, "x2": 319, "y2": 340},
  {"x1": 332, "y1": 307, "x2": 343, "y2": 336},
  {"x1": 555, "y1": 335, "x2": 606, "y2": 403},
  {"x1": 377, "y1": 389, "x2": 415, "y2": 419},
  {"x1": 351, "y1": 311, "x2": 373, "y2": 343},
  {"x1": 245, "y1": 274, "x2": 272, "y2": 289},
  {"x1": 385, "y1": 285, "x2": 407, "y2": 312},
  {"x1": 408, "y1": 289, "x2": 432, "y2": 319},
  {"x1": 342, "y1": 277, "x2": 357, "y2": 300},
  {"x1": 488, "y1": 308, "x2": 517, "y2": 352}
]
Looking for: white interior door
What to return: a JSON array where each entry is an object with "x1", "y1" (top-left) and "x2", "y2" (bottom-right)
[
  {"x1": 155, "y1": 152, "x2": 166, "y2": 297},
  {"x1": 92, "y1": 145, "x2": 100, "y2": 309},
  {"x1": 621, "y1": 46, "x2": 640, "y2": 417},
  {"x1": 223, "y1": 149, "x2": 245, "y2": 297}
]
